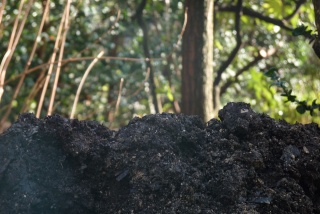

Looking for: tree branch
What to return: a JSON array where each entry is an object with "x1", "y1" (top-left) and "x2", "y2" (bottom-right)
[
  {"x1": 284, "y1": 0, "x2": 307, "y2": 21},
  {"x1": 214, "y1": 0, "x2": 242, "y2": 87},
  {"x1": 216, "y1": 4, "x2": 293, "y2": 31},
  {"x1": 220, "y1": 54, "x2": 262, "y2": 96},
  {"x1": 220, "y1": 48, "x2": 277, "y2": 96}
]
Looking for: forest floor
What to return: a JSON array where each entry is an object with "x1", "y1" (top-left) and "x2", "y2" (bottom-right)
[{"x1": 1, "y1": 102, "x2": 320, "y2": 213}]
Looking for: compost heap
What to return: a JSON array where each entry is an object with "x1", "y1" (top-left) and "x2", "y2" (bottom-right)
[{"x1": 1, "y1": 102, "x2": 320, "y2": 213}]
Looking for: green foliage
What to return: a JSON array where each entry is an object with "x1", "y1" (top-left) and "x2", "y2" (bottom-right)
[
  {"x1": 0, "y1": 0, "x2": 318, "y2": 128},
  {"x1": 292, "y1": 25, "x2": 317, "y2": 43},
  {"x1": 264, "y1": 67, "x2": 320, "y2": 116},
  {"x1": 218, "y1": 1, "x2": 318, "y2": 124}
]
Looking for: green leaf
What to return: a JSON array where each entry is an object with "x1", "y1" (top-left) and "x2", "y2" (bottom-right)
[
  {"x1": 292, "y1": 25, "x2": 308, "y2": 36},
  {"x1": 287, "y1": 95, "x2": 296, "y2": 102},
  {"x1": 312, "y1": 99, "x2": 319, "y2": 109},
  {"x1": 279, "y1": 81, "x2": 287, "y2": 88},
  {"x1": 264, "y1": 67, "x2": 278, "y2": 77},
  {"x1": 296, "y1": 105, "x2": 306, "y2": 114},
  {"x1": 310, "y1": 109, "x2": 314, "y2": 116},
  {"x1": 215, "y1": 40, "x2": 223, "y2": 50},
  {"x1": 298, "y1": 100, "x2": 307, "y2": 106},
  {"x1": 166, "y1": 90, "x2": 174, "y2": 101}
]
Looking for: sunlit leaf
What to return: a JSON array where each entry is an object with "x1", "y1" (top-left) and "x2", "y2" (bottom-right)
[{"x1": 167, "y1": 91, "x2": 174, "y2": 102}]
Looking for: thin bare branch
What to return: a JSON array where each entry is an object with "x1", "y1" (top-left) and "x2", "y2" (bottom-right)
[
  {"x1": 36, "y1": 6, "x2": 68, "y2": 118},
  {"x1": 220, "y1": 55, "x2": 262, "y2": 96},
  {"x1": 220, "y1": 48, "x2": 277, "y2": 96},
  {"x1": 0, "y1": 0, "x2": 51, "y2": 126},
  {"x1": 284, "y1": 0, "x2": 307, "y2": 21},
  {"x1": 4, "y1": 9, "x2": 187, "y2": 86},
  {"x1": 0, "y1": 0, "x2": 6, "y2": 25},
  {"x1": 166, "y1": 7, "x2": 188, "y2": 59},
  {"x1": 214, "y1": 0, "x2": 243, "y2": 86},
  {"x1": 3, "y1": 57, "x2": 138, "y2": 85},
  {"x1": 0, "y1": 0, "x2": 33, "y2": 102},
  {"x1": 217, "y1": 3, "x2": 293, "y2": 31},
  {"x1": 48, "y1": 0, "x2": 71, "y2": 115},
  {"x1": 70, "y1": 51, "x2": 104, "y2": 119},
  {"x1": 112, "y1": 77, "x2": 124, "y2": 122}
]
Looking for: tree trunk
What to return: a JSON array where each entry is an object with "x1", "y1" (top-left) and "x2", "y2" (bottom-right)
[
  {"x1": 313, "y1": 0, "x2": 320, "y2": 34},
  {"x1": 312, "y1": 0, "x2": 320, "y2": 58},
  {"x1": 182, "y1": 0, "x2": 214, "y2": 122}
]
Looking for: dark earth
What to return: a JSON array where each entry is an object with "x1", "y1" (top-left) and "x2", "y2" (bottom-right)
[{"x1": 1, "y1": 102, "x2": 320, "y2": 213}]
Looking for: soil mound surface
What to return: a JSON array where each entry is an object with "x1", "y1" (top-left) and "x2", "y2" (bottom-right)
[{"x1": 1, "y1": 102, "x2": 320, "y2": 213}]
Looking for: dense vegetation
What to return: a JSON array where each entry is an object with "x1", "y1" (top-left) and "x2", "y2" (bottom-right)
[{"x1": 0, "y1": 0, "x2": 319, "y2": 130}]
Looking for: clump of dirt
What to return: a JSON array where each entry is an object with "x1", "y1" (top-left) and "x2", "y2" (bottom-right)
[{"x1": 0, "y1": 102, "x2": 320, "y2": 213}]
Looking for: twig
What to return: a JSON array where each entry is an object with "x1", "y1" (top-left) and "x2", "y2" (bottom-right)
[
  {"x1": 70, "y1": 51, "x2": 104, "y2": 119},
  {"x1": 217, "y1": 4, "x2": 293, "y2": 31},
  {"x1": 48, "y1": 0, "x2": 71, "y2": 115},
  {"x1": 4, "y1": 56, "x2": 152, "y2": 85},
  {"x1": 0, "y1": 0, "x2": 50, "y2": 126},
  {"x1": 220, "y1": 54, "x2": 263, "y2": 96},
  {"x1": 115, "y1": 78, "x2": 124, "y2": 116},
  {"x1": 0, "y1": 0, "x2": 6, "y2": 25},
  {"x1": 165, "y1": 8, "x2": 188, "y2": 59},
  {"x1": 4, "y1": 9, "x2": 187, "y2": 86},
  {"x1": 0, "y1": 0, "x2": 33, "y2": 102},
  {"x1": 284, "y1": 0, "x2": 307, "y2": 21},
  {"x1": 1, "y1": 2, "x2": 188, "y2": 123},
  {"x1": 36, "y1": 5, "x2": 68, "y2": 118}
]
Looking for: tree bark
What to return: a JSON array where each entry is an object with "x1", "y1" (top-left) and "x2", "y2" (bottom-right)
[
  {"x1": 182, "y1": 0, "x2": 214, "y2": 122},
  {"x1": 312, "y1": 0, "x2": 320, "y2": 58},
  {"x1": 312, "y1": 0, "x2": 320, "y2": 33}
]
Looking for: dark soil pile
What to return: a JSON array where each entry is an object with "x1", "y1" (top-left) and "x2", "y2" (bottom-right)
[{"x1": 1, "y1": 102, "x2": 320, "y2": 213}]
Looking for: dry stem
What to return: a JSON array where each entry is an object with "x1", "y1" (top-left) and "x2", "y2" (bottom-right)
[{"x1": 70, "y1": 51, "x2": 105, "y2": 119}]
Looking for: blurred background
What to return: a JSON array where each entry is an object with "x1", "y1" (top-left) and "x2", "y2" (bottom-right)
[{"x1": 0, "y1": 0, "x2": 319, "y2": 131}]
